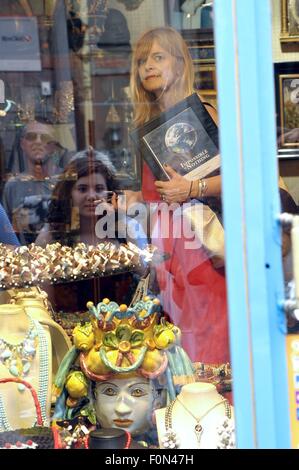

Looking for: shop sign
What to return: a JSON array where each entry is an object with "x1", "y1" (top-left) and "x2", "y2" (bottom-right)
[{"x1": 0, "y1": 17, "x2": 41, "y2": 71}]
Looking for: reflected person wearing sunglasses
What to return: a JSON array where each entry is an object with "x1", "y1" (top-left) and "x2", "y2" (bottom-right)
[
  {"x1": 20, "y1": 121, "x2": 56, "y2": 175},
  {"x1": 24, "y1": 131, "x2": 54, "y2": 144},
  {"x1": 2, "y1": 120, "x2": 60, "y2": 244}
]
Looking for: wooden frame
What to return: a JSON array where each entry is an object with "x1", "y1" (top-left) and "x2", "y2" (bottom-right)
[
  {"x1": 280, "y1": 0, "x2": 299, "y2": 48},
  {"x1": 188, "y1": 43, "x2": 215, "y2": 64},
  {"x1": 193, "y1": 63, "x2": 217, "y2": 108},
  {"x1": 164, "y1": 5, "x2": 217, "y2": 105},
  {"x1": 181, "y1": 29, "x2": 217, "y2": 107},
  {"x1": 193, "y1": 64, "x2": 216, "y2": 92},
  {"x1": 274, "y1": 62, "x2": 299, "y2": 158},
  {"x1": 181, "y1": 29, "x2": 215, "y2": 69}
]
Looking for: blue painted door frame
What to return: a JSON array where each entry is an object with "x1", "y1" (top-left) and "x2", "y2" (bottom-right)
[{"x1": 213, "y1": 0, "x2": 290, "y2": 448}]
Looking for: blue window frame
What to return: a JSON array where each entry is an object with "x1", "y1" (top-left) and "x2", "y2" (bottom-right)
[{"x1": 213, "y1": 0, "x2": 291, "y2": 448}]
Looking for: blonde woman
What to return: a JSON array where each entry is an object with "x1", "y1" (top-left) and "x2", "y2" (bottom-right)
[
  {"x1": 131, "y1": 26, "x2": 221, "y2": 204},
  {"x1": 130, "y1": 26, "x2": 229, "y2": 366},
  {"x1": 129, "y1": 26, "x2": 297, "y2": 365}
]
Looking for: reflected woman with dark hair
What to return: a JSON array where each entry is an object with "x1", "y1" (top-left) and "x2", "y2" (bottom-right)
[
  {"x1": 36, "y1": 149, "x2": 148, "y2": 309},
  {"x1": 36, "y1": 149, "x2": 119, "y2": 247}
]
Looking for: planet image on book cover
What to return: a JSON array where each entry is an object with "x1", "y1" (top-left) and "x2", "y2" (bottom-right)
[{"x1": 165, "y1": 122, "x2": 197, "y2": 154}]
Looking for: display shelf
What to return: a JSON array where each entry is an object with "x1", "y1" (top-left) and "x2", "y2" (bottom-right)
[
  {"x1": 0, "y1": 261, "x2": 142, "y2": 290},
  {"x1": 0, "y1": 242, "x2": 168, "y2": 291},
  {"x1": 51, "y1": 309, "x2": 91, "y2": 340}
]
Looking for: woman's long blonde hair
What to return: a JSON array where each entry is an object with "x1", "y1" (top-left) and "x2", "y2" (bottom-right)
[{"x1": 130, "y1": 26, "x2": 194, "y2": 127}]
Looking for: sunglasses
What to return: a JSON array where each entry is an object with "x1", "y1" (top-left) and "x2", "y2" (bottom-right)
[{"x1": 23, "y1": 132, "x2": 53, "y2": 144}]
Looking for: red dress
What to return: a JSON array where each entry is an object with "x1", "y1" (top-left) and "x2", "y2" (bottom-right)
[{"x1": 142, "y1": 163, "x2": 230, "y2": 365}]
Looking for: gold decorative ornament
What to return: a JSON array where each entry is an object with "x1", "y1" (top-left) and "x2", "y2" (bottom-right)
[
  {"x1": 65, "y1": 371, "x2": 89, "y2": 398},
  {"x1": 53, "y1": 81, "x2": 74, "y2": 123},
  {"x1": 0, "y1": 241, "x2": 158, "y2": 289}
]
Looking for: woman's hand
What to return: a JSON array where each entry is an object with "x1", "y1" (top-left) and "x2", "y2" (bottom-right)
[
  {"x1": 117, "y1": 190, "x2": 143, "y2": 211},
  {"x1": 155, "y1": 164, "x2": 192, "y2": 203}
]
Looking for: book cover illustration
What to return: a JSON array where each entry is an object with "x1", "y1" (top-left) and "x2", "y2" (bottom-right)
[{"x1": 130, "y1": 94, "x2": 220, "y2": 181}]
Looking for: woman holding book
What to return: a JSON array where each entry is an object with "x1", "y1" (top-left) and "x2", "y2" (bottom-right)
[
  {"x1": 129, "y1": 26, "x2": 296, "y2": 369},
  {"x1": 131, "y1": 27, "x2": 221, "y2": 205},
  {"x1": 130, "y1": 26, "x2": 230, "y2": 367}
]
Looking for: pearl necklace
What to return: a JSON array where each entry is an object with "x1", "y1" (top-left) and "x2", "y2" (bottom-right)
[
  {"x1": 0, "y1": 318, "x2": 50, "y2": 431},
  {"x1": 162, "y1": 396, "x2": 231, "y2": 449},
  {"x1": 0, "y1": 318, "x2": 38, "y2": 391}
]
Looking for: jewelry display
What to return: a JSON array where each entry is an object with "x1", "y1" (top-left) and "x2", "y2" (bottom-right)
[
  {"x1": 0, "y1": 318, "x2": 38, "y2": 389},
  {"x1": 161, "y1": 396, "x2": 231, "y2": 449},
  {"x1": 216, "y1": 417, "x2": 235, "y2": 449},
  {"x1": 0, "y1": 318, "x2": 50, "y2": 431},
  {"x1": 0, "y1": 425, "x2": 55, "y2": 449},
  {"x1": 0, "y1": 440, "x2": 38, "y2": 449},
  {"x1": 53, "y1": 417, "x2": 90, "y2": 449},
  {"x1": 0, "y1": 241, "x2": 159, "y2": 290},
  {"x1": 18, "y1": 92, "x2": 36, "y2": 122},
  {"x1": 53, "y1": 81, "x2": 74, "y2": 124},
  {"x1": 0, "y1": 378, "x2": 54, "y2": 449},
  {"x1": 161, "y1": 400, "x2": 180, "y2": 449},
  {"x1": 51, "y1": 310, "x2": 91, "y2": 341},
  {"x1": 54, "y1": 419, "x2": 132, "y2": 449},
  {"x1": 193, "y1": 362, "x2": 232, "y2": 393}
]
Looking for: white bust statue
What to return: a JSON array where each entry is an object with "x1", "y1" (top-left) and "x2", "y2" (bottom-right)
[{"x1": 155, "y1": 382, "x2": 235, "y2": 449}]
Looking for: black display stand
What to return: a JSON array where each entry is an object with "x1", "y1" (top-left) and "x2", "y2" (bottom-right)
[{"x1": 89, "y1": 428, "x2": 144, "y2": 450}]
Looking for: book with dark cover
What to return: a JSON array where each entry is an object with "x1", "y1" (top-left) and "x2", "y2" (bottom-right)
[{"x1": 130, "y1": 93, "x2": 220, "y2": 181}]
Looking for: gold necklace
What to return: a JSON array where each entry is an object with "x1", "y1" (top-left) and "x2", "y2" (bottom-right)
[{"x1": 162, "y1": 396, "x2": 231, "y2": 449}]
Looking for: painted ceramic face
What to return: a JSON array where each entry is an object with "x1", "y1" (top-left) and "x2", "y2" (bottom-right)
[
  {"x1": 94, "y1": 377, "x2": 155, "y2": 436},
  {"x1": 71, "y1": 172, "x2": 111, "y2": 219},
  {"x1": 138, "y1": 40, "x2": 177, "y2": 97},
  {"x1": 20, "y1": 122, "x2": 55, "y2": 166}
]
